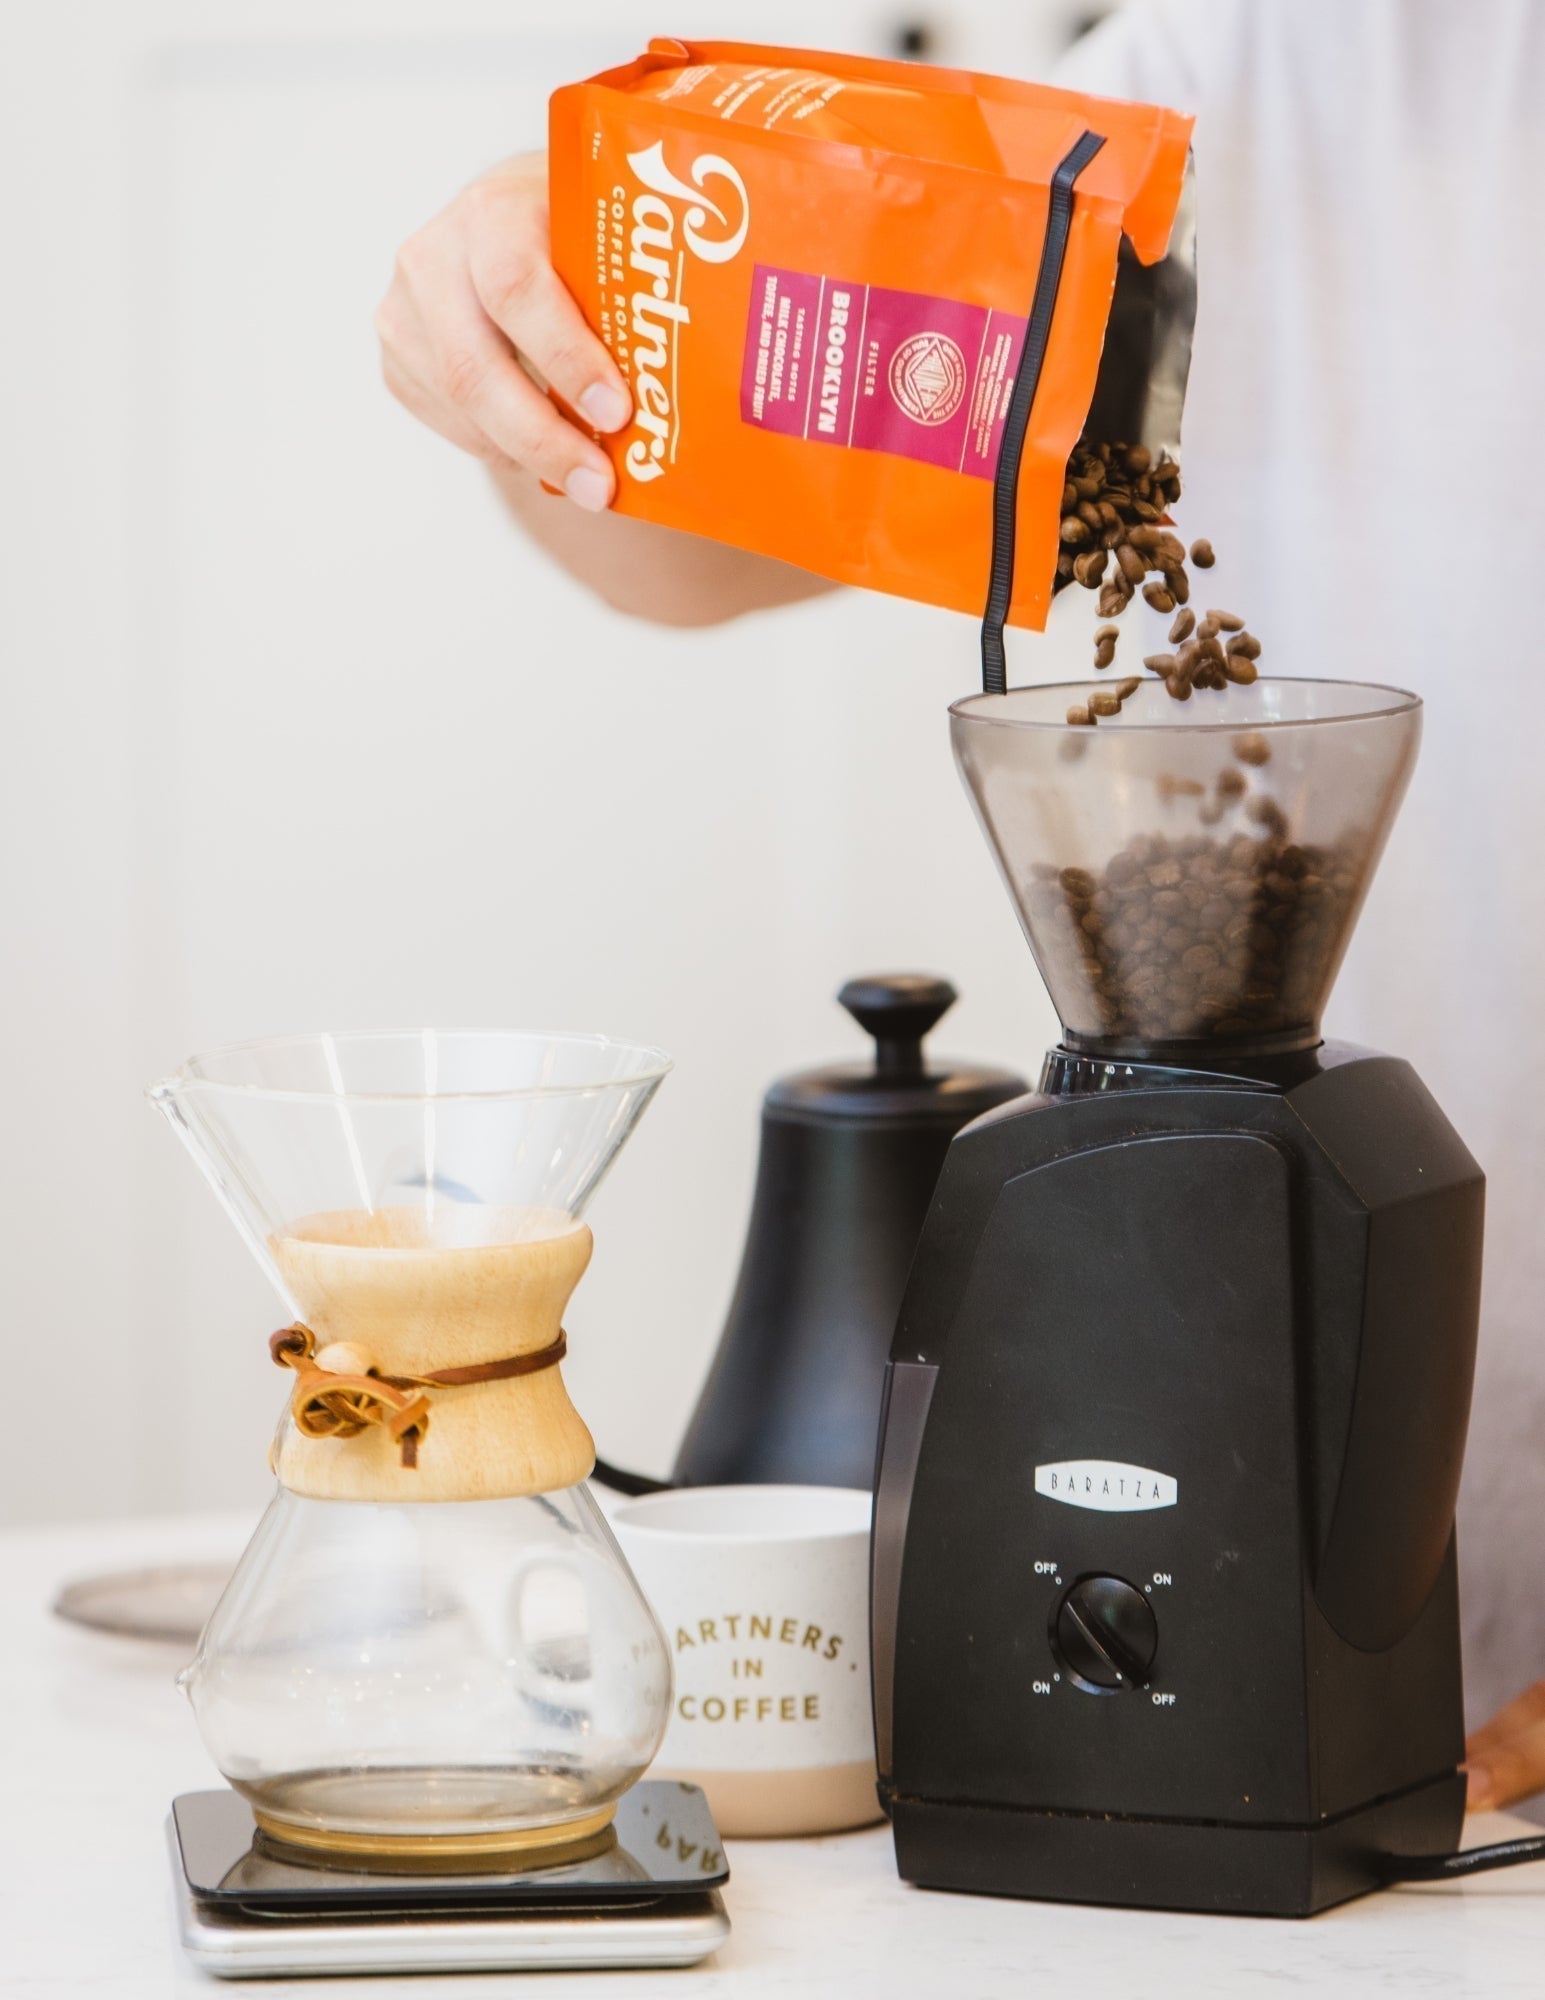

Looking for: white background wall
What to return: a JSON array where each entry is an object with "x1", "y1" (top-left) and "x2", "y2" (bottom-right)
[{"x1": 0, "y1": 0, "x2": 1106, "y2": 1528}]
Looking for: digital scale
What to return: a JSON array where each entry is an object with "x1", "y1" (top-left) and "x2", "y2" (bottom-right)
[{"x1": 169, "y1": 1781, "x2": 730, "y2": 1978}]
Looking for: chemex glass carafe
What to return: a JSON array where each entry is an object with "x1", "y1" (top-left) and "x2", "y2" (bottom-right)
[{"x1": 150, "y1": 1029, "x2": 674, "y2": 1865}]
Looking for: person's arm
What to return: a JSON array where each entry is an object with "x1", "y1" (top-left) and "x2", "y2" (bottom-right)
[
  {"x1": 1466, "y1": 1678, "x2": 1545, "y2": 1812},
  {"x1": 376, "y1": 151, "x2": 832, "y2": 627}
]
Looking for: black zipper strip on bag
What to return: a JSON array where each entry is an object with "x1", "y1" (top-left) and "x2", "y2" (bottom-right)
[{"x1": 981, "y1": 129, "x2": 1107, "y2": 696}]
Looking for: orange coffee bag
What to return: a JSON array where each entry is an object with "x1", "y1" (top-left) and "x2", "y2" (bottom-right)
[{"x1": 548, "y1": 40, "x2": 1193, "y2": 643}]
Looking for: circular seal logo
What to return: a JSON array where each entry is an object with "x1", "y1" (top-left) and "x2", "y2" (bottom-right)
[{"x1": 888, "y1": 332, "x2": 967, "y2": 426}]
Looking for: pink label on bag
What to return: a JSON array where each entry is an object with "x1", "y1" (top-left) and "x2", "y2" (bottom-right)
[{"x1": 740, "y1": 263, "x2": 1026, "y2": 479}]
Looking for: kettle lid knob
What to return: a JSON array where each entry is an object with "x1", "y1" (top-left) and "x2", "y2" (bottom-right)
[{"x1": 838, "y1": 974, "x2": 957, "y2": 1078}]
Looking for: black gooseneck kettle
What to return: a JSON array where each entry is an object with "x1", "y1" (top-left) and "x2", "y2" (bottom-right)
[{"x1": 669, "y1": 974, "x2": 1026, "y2": 1490}]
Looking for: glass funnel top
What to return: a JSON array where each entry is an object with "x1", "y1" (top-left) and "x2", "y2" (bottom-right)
[
  {"x1": 149, "y1": 1029, "x2": 672, "y2": 1294},
  {"x1": 951, "y1": 679, "x2": 1421, "y2": 1058}
]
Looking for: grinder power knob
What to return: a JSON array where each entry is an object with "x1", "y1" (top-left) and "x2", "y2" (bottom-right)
[{"x1": 1051, "y1": 1574, "x2": 1159, "y2": 1691}]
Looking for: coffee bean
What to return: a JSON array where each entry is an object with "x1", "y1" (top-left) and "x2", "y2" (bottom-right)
[
  {"x1": 1224, "y1": 656, "x2": 1259, "y2": 685},
  {"x1": 1116, "y1": 542, "x2": 1147, "y2": 586},
  {"x1": 1227, "y1": 632, "x2": 1262, "y2": 660},
  {"x1": 1164, "y1": 565, "x2": 1191, "y2": 605},
  {"x1": 1116, "y1": 676, "x2": 1141, "y2": 701},
  {"x1": 1067, "y1": 704, "x2": 1095, "y2": 726},
  {"x1": 1190, "y1": 539, "x2": 1216, "y2": 568},
  {"x1": 1089, "y1": 690, "x2": 1122, "y2": 717},
  {"x1": 1093, "y1": 632, "x2": 1117, "y2": 669},
  {"x1": 1124, "y1": 445, "x2": 1152, "y2": 474},
  {"x1": 1208, "y1": 609, "x2": 1245, "y2": 631},
  {"x1": 1144, "y1": 653, "x2": 1177, "y2": 677},
  {"x1": 1143, "y1": 581, "x2": 1176, "y2": 612},
  {"x1": 1233, "y1": 732, "x2": 1272, "y2": 767},
  {"x1": 1075, "y1": 547, "x2": 1110, "y2": 588},
  {"x1": 1060, "y1": 515, "x2": 1091, "y2": 546},
  {"x1": 1169, "y1": 607, "x2": 1196, "y2": 644},
  {"x1": 1217, "y1": 768, "x2": 1247, "y2": 798}
]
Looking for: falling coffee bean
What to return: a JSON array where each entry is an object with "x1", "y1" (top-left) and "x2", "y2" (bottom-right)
[
  {"x1": 1057, "y1": 437, "x2": 1265, "y2": 713},
  {"x1": 1116, "y1": 542, "x2": 1147, "y2": 587},
  {"x1": 1233, "y1": 732, "x2": 1272, "y2": 767},
  {"x1": 1067, "y1": 704, "x2": 1095, "y2": 726}
]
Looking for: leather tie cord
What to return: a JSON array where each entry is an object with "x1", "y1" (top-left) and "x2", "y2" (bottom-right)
[{"x1": 269, "y1": 1323, "x2": 569, "y2": 1469}]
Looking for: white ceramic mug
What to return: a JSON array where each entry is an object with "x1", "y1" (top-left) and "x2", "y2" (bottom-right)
[{"x1": 611, "y1": 1485, "x2": 880, "y2": 1837}]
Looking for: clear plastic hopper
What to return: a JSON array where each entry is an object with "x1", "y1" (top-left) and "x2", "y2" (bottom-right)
[{"x1": 950, "y1": 679, "x2": 1421, "y2": 1059}]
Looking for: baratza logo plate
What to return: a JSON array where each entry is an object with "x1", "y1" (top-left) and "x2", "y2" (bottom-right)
[{"x1": 1034, "y1": 1460, "x2": 1177, "y2": 1513}]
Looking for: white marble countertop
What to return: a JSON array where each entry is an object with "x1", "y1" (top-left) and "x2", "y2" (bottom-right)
[{"x1": 6, "y1": 1508, "x2": 1545, "y2": 1998}]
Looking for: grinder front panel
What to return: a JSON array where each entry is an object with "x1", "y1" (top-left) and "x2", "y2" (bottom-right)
[{"x1": 892, "y1": 1129, "x2": 1311, "y2": 1824}]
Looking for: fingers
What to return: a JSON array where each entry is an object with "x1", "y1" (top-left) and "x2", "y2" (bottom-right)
[
  {"x1": 379, "y1": 352, "x2": 512, "y2": 468},
  {"x1": 376, "y1": 153, "x2": 628, "y2": 507},
  {"x1": 463, "y1": 169, "x2": 631, "y2": 434},
  {"x1": 1465, "y1": 1734, "x2": 1545, "y2": 1812},
  {"x1": 1464, "y1": 1676, "x2": 1545, "y2": 1811}
]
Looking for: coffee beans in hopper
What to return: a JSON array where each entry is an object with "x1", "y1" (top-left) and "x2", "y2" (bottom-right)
[{"x1": 1025, "y1": 828, "x2": 1364, "y2": 1046}]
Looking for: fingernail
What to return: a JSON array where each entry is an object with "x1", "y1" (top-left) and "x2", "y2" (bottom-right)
[
  {"x1": 564, "y1": 465, "x2": 611, "y2": 512},
  {"x1": 579, "y1": 382, "x2": 631, "y2": 431},
  {"x1": 1464, "y1": 1762, "x2": 1493, "y2": 1809}
]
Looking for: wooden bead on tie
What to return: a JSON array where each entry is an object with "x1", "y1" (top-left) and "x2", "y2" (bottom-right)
[{"x1": 315, "y1": 1341, "x2": 375, "y2": 1378}]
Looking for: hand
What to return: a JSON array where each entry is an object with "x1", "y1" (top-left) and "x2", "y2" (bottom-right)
[
  {"x1": 376, "y1": 151, "x2": 628, "y2": 510},
  {"x1": 1466, "y1": 1677, "x2": 1545, "y2": 1811}
]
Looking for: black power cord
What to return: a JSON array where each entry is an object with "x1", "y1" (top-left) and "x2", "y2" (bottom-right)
[
  {"x1": 1383, "y1": 1832, "x2": 1545, "y2": 1882},
  {"x1": 591, "y1": 1456, "x2": 672, "y2": 1497}
]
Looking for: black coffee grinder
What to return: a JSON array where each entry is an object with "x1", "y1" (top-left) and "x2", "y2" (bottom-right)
[{"x1": 872, "y1": 677, "x2": 1485, "y2": 1917}]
